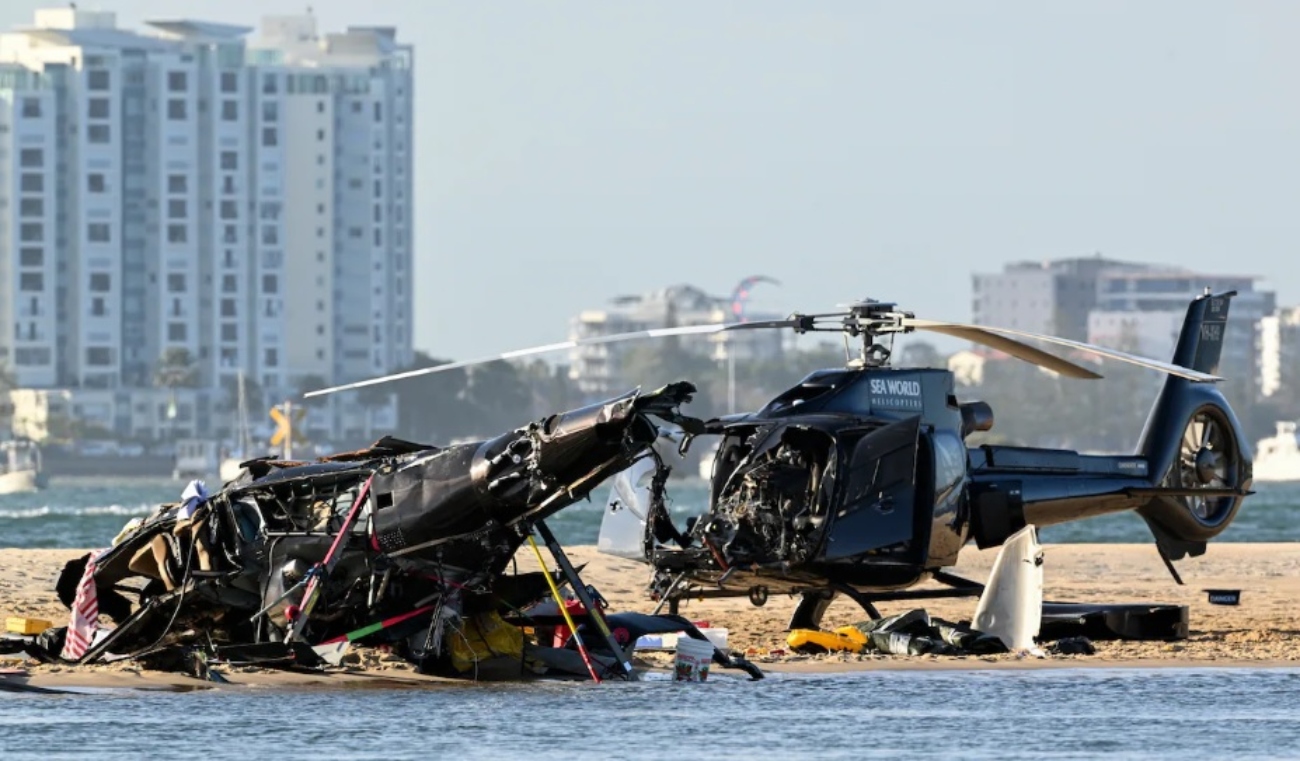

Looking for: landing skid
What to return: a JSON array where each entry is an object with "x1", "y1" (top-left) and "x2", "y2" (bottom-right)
[{"x1": 656, "y1": 571, "x2": 987, "y2": 631}]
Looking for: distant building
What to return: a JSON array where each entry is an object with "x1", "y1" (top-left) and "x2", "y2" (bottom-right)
[
  {"x1": 1087, "y1": 268, "x2": 1273, "y2": 396},
  {"x1": 0, "y1": 8, "x2": 412, "y2": 442},
  {"x1": 971, "y1": 255, "x2": 1146, "y2": 340},
  {"x1": 568, "y1": 284, "x2": 784, "y2": 397},
  {"x1": 1260, "y1": 306, "x2": 1300, "y2": 399}
]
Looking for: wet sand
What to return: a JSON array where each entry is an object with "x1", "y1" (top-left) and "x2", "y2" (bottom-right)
[{"x1": 3, "y1": 543, "x2": 1298, "y2": 690}]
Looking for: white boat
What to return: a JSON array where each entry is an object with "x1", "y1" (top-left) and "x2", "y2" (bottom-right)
[
  {"x1": 0, "y1": 439, "x2": 46, "y2": 495},
  {"x1": 697, "y1": 441, "x2": 718, "y2": 481},
  {"x1": 1253, "y1": 421, "x2": 1300, "y2": 482},
  {"x1": 173, "y1": 439, "x2": 221, "y2": 481}
]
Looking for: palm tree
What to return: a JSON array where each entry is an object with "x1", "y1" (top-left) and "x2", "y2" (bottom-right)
[
  {"x1": 0, "y1": 364, "x2": 15, "y2": 429},
  {"x1": 153, "y1": 348, "x2": 199, "y2": 439}
]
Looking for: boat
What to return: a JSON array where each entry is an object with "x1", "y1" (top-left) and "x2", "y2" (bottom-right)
[
  {"x1": 697, "y1": 441, "x2": 718, "y2": 481},
  {"x1": 173, "y1": 439, "x2": 221, "y2": 481},
  {"x1": 1253, "y1": 421, "x2": 1300, "y2": 482},
  {"x1": 218, "y1": 371, "x2": 254, "y2": 483},
  {"x1": 0, "y1": 438, "x2": 47, "y2": 494}
]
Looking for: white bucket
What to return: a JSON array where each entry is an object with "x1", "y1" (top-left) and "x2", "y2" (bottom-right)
[{"x1": 674, "y1": 636, "x2": 714, "y2": 682}]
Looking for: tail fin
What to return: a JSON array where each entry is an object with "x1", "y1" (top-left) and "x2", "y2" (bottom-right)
[{"x1": 1169, "y1": 288, "x2": 1234, "y2": 376}]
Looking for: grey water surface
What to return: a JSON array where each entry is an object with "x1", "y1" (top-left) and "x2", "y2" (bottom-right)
[{"x1": 2, "y1": 667, "x2": 1299, "y2": 760}]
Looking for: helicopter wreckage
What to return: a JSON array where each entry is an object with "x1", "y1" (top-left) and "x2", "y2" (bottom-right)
[
  {"x1": 11, "y1": 383, "x2": 762, "y2": 682},
  {"x1": 9, "y1": 290, "x2": 1253, "y2": 680}
]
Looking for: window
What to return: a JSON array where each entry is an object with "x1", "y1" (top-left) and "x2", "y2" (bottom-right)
[
  {"x1": 20, "y1": 198, "x2": 43, "y2": 217},
  {"x1": 87, "y1": 173, "x2": 106, "y2": 193},
  {"x1": 21, "y1": 173, "x2": 43, "y2": 192},
  {"x1": 261, "y1": 101, "x2": 278, "y2": 122},
  {"x1": 223, "y1": 225, "x2": 238, "y2": 244},
  {"x1": 21, "y1": 98, "x2": 41, "y2": 118},
  {"x1": 89, "y1": 273, "x2": 111, "y2": 291},
  {"x1": 348, "y1": 227, "x2": 362, "y2": 239},
  {"x1": 221, "y1": 299, "x2": 236, "y2": 317},
  {"x1": 88, "y1": 223, "x2": 111, "y2": 243},
  {"x1": 167, "y1": 273, "x2": 187, "y2": 292},
  {"x1": 167, "y1": 199, "x2": 187, "y2": 219},
  {"x1": 19, "y1": 149, "x2": 42, "y2": 168},
  {"x1": 20, "y1": 273, "x2": 44, "y2": 291},
  {"x1": 317, "y1": 128, "x2": 326, "y2": 141},
  {"x1": 168, "y1": 174, "x2": 187, "y2": 194},
  {"x1": 88, "y1": 124, "x2": 111, "y2": 143},
  {"x1": 264, "y1": 348, "x2": 278, "y2": 367},
  {"x1": 168, "y1": 71, "x2": 188, "y2": 92},
  {"x1": 20, "y1": 248, "x2": 43, "y2": 267},
  {"x1": 221, "y1": 324, "x2": 238, "y2": 342},
  {"x1": 220, "y1": 71, "x2": 238, "y2": 93},
  {"x1": 261, "y1": 127, "x2": 277, "y2": 147},
  {"x1": 87, "y1": 70, "x2": 110, "y2": 90},
  {"x1": 317, "y1": 100, "x2": 325, "y2": 113},
  {"x1": 262, "y1": 274, "x2": 278, "y2": 293},
  {"x1": 261, "y1": 226, "x2": 279, "y2": 245},
  {"x1": 351, "y1": 101, "x2": 362, "y2": 113},
  {"x1": 168, "y1": 323, "x2": 187, "y2": 341},
  {"x1": 221, "y1": 275, "x2": 237, "y2": 292},
  {"x1": 91, "y1": 297, "x2": 106, "y2": 316},
  {"x1": 374, "y1": 229, "x2": 382, "y2": 246},
  {"x1": 262, "y1": 73, "x2": 277, "y2": 94},
  {"x1": 86, "y1": 347, "x2": 113, "y2": 366},
  {"x1": 88, "y1": 98, "x2": 110, "y2": 119},
  {"x1": 373, "y1": 102, "x2": 382, "y2": 122},
  {"x1": 168, "y1": 224, "x2": 188, "y2": 243},
  {"x1": 220, "y1": 200, "x2": 238, "y2": 220},
  {"x1": 167, "y1": 99, "x2": 187, "y2": 120},
  {"x1": 221, "y1": 99, "x2": 238, "y2": 121},
  {"x1": 220, "y1": 151, "x2": 238, "y2": 170}
]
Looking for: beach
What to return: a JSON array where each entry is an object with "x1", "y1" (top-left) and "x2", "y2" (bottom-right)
[{"x1": 3, "y1": 543, "x2": 1298, "y2": 690}]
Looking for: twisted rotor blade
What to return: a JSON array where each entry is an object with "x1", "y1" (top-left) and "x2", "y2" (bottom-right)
[
  {"x1": 905, "y1": 319, "x2": 1222, "y2": 382},
  {"x1": 303, "y1": 319, "x2": 806, "y2": 398},
  {"x1": 904, "y1": 321, "x2": 1103, "y2": 379}
]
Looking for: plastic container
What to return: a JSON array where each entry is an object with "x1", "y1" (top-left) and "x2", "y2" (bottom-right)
[
  {"x1": 674, "y1": 636, "x2": 714, "y2": 682},
  {"x1": 551, "y1": 599, "x2": 587, "y2": 647},
  {"x1": 5, "y1": 617, "x2": 51, "y2": 635}
]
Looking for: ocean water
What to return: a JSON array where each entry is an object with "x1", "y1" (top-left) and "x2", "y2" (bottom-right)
[
  {"x1": 2, "y1": 476, "x2": 1298, "y2": 550},
  {"x1": 2, "y1": 668, "x2": 1299, "y2": 760}
]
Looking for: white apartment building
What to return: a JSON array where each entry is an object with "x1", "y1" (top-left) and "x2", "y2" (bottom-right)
[
  {"x1": 0, "y1": 8, "x2": 411, "y2": 443},
  {"x1": 1260, "y1": 306, "x2": 1300, "y2": 399},
  {"x1": 568, "y1": 284, "x2": 785, "y2": 397}
]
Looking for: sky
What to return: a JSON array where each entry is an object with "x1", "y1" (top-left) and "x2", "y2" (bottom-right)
[{"x1": 5, "y1": 1, "x2": 1300, "y2": 363}]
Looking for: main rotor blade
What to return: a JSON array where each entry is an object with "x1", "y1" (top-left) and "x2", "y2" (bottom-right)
[
  {"x1": 904, "y1": 321, "x2": 1103, "y2": 380},
  {"x1": 906, "y1": 319, "x2": 1222, "y2": 382},
  {"x1": 303, "y1": 319, "x2": 807, "y2": 398}
]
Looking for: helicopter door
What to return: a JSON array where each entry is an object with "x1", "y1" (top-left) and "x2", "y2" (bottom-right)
[{"x1": 820, "y1": 416, "x2": 921, "y2": 561}]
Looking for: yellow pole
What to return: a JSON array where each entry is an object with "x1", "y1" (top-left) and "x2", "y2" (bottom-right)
[{"x1": 527, "y1": 534, "x2": 601, "y2": 684}]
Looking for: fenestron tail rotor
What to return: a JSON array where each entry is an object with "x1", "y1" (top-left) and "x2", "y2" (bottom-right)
[{"x1": 304, "y1": 299, "x2": 1221, "y2": 398}]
